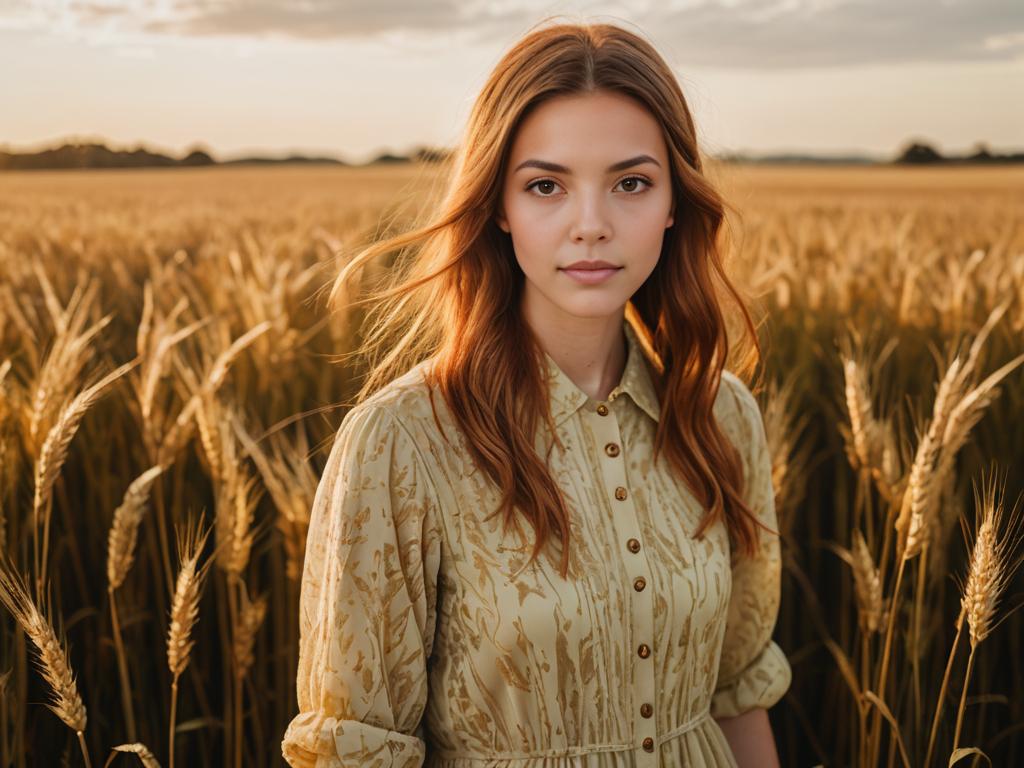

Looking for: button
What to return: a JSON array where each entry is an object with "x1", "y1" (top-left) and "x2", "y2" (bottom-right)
[
  {"x1": 637, "y1": 643, "x2": 650, "y2": 658},
  {"x1": 627, "y1": 538, "x2": 641, "y2": 553},
  {"x1": 614, "y1": 486, "x2": 627, "y2": 500},
  {"x1": 642, "y1": 737, "x2": 654, "y2": 752},
  {"x1": 596, "y1": 403, "x2": 609, "y2": 416},
  {"x1": 633, "y1": 576, "x2": 646, "y2": 592},
  {"x1": 604, "y1": 442, "x2": 620, "y2": 457},
  {"x1": 640, "y1": 702, "x2": 653, "y2": 718}
]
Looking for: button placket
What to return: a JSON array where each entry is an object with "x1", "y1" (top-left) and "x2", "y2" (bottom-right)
[{"x1": 591, "y1": 399, "x2": 657, "y2": 766}]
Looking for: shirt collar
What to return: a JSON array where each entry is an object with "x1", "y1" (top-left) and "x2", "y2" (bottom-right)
[{"x1": 542, "y1": 318, "x2": 661, "y2": 427}]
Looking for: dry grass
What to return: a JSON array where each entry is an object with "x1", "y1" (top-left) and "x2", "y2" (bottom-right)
[{"x1": 0, "y1": 162, "x2": 1021, "y2": 766}]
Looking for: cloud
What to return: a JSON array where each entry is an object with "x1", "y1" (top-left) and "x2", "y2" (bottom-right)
[
  {"x1": 143, "y1": 0, "x2": 483, "y2": 39},
  {"x1": 3, "y1": 0, "x2": 1022, "y2": 68},
  {"x1": 644, "y1": 0, "x2": 1024, "y2": 69}
]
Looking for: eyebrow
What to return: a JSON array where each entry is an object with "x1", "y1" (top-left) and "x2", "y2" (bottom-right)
[{"x1": 512, "y1": 154, "x2": 661, "y2": 174}]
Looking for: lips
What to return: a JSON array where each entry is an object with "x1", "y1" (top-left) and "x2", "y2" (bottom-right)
[
  {"x1": 561, "y1": 260, "x2": 621, "y2": 270},
  {"x1": 559, "y1": 262, "x2": 622, "y2": 285}
]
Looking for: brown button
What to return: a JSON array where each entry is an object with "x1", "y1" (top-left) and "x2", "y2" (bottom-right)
[
  {"x1": 642, "y1": 736, "x2": 654, "y2": 752},
  {"x1": 614, "y1": 486, "x2": 627, "y2": 500},
  {"x1": 627, "y1": 538, "x2": 641, "y2": 553},
  {"x1": 640, "y1": 702, "x2": 653, "y2": 718},
  {"x1": 637, "y1": 643, "x2": 650, "y2": 659},
  {"x1": 596, "y1": 403, "x2": 609, "y2": 416},
  {"x1": 633, "y1": 576, "x2": 646, "y2": 592},
  {"x1": 604, "y1": 442, "x2": 620, "y2": 457}
]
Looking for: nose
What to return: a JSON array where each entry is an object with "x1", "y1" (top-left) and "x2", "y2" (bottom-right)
[{"x1": 569, "y1": 189, "x2": 610, "y2": 244}]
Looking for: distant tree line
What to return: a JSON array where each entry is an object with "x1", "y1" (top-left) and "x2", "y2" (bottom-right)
[
  {"x1": 895, "y1": 140, "x2": 1024, "y2": 164},
  {"x1": 0, "y1": 141, "x2": 457, "y2": 171},
  {"x1": 0, "y1": 138, "x2": 1019, "y2": 171}
]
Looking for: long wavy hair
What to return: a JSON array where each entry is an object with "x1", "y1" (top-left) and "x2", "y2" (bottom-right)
[{"x1": 326, "y1": 17, "x2": 773, "y2": 580}]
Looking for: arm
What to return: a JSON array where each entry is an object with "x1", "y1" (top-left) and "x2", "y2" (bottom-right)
[
  {"x1": 714, "y1": 708, "x2": 781, "y2": 768},
  {"x1": 281, "y1": 403, "x2": 443, "y2": 767},
  {"x1": 710, "y1": 376, "x2": 792, "y2": 765}
]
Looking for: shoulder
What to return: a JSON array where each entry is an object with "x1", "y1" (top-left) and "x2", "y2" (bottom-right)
[
  {"x1": 331, "y1": 359, "x2": 450, "y2": 467},
  {"x1": 713, "y1": 369, "x2": 768, "y2": 476},
  {"x1": 352, "y1": 358, "x2": 449, "y2": 437},
  {"x1": 714, "y1": 369, "x2": 762, "y2": 434}
]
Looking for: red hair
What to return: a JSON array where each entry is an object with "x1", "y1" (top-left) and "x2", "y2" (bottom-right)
[{"x1": 327, "y1": 18, "x2": 770, "y2": 579}]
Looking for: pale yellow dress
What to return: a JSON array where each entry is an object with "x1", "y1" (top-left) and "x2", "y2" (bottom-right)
[{"x1": 281, "y1": 318, "x2": 791, "y2": 767}]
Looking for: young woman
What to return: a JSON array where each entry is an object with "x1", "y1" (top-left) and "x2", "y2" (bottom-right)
[{"x1": 282, "y1": 18, "x2": 791, "y2": 768}]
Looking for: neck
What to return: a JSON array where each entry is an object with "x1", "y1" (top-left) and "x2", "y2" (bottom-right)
[{"x1": 522, "y1": 292, "x2": 627, "y2": 402}]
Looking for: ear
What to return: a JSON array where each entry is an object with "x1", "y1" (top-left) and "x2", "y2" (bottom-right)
[{"x1": 495, "y1": 208, "x2": 510, "y2": 233}]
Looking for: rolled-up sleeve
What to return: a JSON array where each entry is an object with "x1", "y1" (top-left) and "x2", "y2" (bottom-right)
[
  {"x1": 710, "y1": 377, "x2": 792, "y2": 719},
  {"x1": 282, "y1": 402, "x2": 443, "y2": 767}
]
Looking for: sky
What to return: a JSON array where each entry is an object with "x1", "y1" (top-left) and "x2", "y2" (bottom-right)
[{"x1": 1, "y1": 0, "x2": 1022, "y2": 163}]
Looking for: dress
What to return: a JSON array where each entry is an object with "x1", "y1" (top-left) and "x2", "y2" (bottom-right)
[{"x1": 281, "y1": 318, "x2": 792, "y2": 767}]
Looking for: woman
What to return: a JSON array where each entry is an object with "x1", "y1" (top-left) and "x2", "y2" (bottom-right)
[{"x1": 282, "y1": 17, "x2": 791, "y2": 768}]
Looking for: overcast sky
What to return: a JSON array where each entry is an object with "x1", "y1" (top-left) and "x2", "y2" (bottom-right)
[{"x1": 2, "y1": 0, "x2": 1021, "y2": 162}]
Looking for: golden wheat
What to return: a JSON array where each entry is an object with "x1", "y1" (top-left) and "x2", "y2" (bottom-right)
[
  {"x1": 107, "y1": 465, "x2": 166, "y2": 590},
  {"x1": 0, "y1": 561, "x2": 87, "y2": 735},
  {"x1": 105, "y1": 742, "x2": 162, "y2": 768},
  {"x1": 232, "y1": 587, "x2": 267, "y2": 680},
  {"x1": 166, "y1": 517, "x2": 212, "y2": 680},
  {"x1": 2, "y1": 163, "x2": 1021, "y2": 767}
]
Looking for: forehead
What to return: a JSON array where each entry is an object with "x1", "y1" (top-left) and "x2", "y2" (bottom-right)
[{"x1": 508, "y1": 90, "x2": 666, "y2": 165}]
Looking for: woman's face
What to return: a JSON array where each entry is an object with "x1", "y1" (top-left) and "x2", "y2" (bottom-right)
[{"x1": 496, "y1": 89, "x2": 675, "y2": 322}]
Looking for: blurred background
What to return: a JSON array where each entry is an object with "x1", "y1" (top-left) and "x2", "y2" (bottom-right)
[{"x1": 1, "y1": 1, "x2": 1022, "y2": 766}]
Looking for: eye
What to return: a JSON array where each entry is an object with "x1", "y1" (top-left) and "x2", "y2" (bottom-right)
[
  {"x1": 615, "y1": 175, "x2": 653, "y2": 194},
  {"x1": 525, "y1": 178, "x2": 562, "y2": 197}
]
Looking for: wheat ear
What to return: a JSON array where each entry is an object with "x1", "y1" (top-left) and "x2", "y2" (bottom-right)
[
  {"x1": 0, "y1": 559, "x2": 91, "y2": 767},
  {"x1": 166, "y1": 515, "x2": 213, "y2": 768},
  {"x1": 106, "y1": 463, "x2": 165, "y2": 741},
  {"x1": 33, "y1": 360, "x2": 138, "y2": 595},
  {"x1": 952, "y1": 473, "x2": 1024, "y2": 753},
  {"x1": 104, "y1": 742, "x2": 162, "y2": 768}
]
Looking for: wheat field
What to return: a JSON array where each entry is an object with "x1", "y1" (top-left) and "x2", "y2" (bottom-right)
[{"x1": 0, "y1": 162, "x2": 1022, "y2": 767}]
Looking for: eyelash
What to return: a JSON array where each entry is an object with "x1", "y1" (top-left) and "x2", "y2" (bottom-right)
[{"x1": 525, "y1": 175, "x2": 654, "y2": 197}]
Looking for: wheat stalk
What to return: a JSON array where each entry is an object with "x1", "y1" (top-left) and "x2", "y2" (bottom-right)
[
  {"x1": 208, "y1": 409, "x2": 263, "y2": 582},
  {"x1": 106, "y1": 463, "x2": 165, "y2": 741},
  {"x1": 33, "y1": 360, "x2": 138, "y2": 596},
  {"x1": 167, "y1": 516, "x2": 212, "y2": 679},
  {"x1": 231, "y1": 415, "x2": 315, "y2": 582},
  {"x1": 26, "y1": 274, "x2": 111, "y2": 457},
  {"x1": 851, "y1": 529, "x2": 883, "y2": 635},
  {"x1": 233, "y1": 586, "x2": 267, "y2": 680},
  {"x1": 895, "y1": 299, "x2": 1008, "y2": 562},
  {"x1": 952, "y1": 473, "x2": 1024, "y2": 754},
  {"x1": 166, "y1": 515, "x2": 213, "y2": 768},
  {"x1": 107, "y1": 465, "x2": 167, "y2": 590},
  {"x1": 0, "y1": 559, "x2": 91, "y2": 767},
  {"x1": 231, "y1": 584, "x2": 267, "y2": 768},
  {"x1": 873, "y1": 344, "x2": 967, "y2": 765},
  {"x1": 839, "y1": 338, "x2": 901, "y2": 502},
  {"x1": 898, "y1": 356, "x2": 962, "y2": 561},
  {"x1": 842, "y1": 356, "x2": 875, "y2": 472}
]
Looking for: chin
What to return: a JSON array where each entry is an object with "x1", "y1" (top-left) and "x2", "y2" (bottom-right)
[{"x1": 557, "y1": 297, "x2": 629, "y2": 319}]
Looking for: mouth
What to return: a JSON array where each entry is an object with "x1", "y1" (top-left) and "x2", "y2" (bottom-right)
[
  {"x1": 558, "y1": 265, "x2": 622, "y2": 284},
  {"x1": 559, "y1": 261, "x2": 621, "y2": 271}
]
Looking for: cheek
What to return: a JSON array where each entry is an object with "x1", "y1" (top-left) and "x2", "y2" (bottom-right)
[
  {"x1": 505, "y1": 201, "x2": 561, "y2": 270},
  {"x1": 638, "y1": 197, "x2": 674, "y2": 250},
  {"x1": 622, "y1": 196, "x2": 672, "y2": 239}
]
